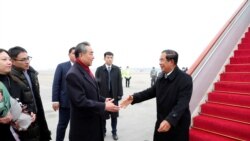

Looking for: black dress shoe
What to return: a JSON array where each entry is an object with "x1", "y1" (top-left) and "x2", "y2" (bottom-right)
[{"x1": 112, "y1": 134, "x2": 118, "y2": 140}]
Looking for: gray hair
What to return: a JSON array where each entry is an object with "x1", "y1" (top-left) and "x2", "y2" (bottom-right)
[{"x1": 75, "y1": 41, "x2": 90, "y2": 58}]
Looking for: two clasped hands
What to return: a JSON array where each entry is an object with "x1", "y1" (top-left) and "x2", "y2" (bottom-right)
[
  {"x1": 104, "y1": 95, "x2": 171, "y2": 133},
  {"x1": 104, "y1": 95, "x2": 132, "y2": 112}
]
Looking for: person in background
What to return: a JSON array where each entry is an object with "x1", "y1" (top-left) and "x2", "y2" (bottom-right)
[
  {"x1": 182, "y1": 67, "x2": 188, "y2": 73},
  {"x1": 0, "y1": 49, "x2": 16, "y2": 141},
  {"x1": 120, "y1": 49, "x2": 193, "y2": 141},
  {"x1": 119, "y1": 67, "x2": 123, "y2": 82},
  {"x1": 52, "y1": 47, "x2": 75, "y2": 141},
  {"x1": 124, "y1": 66, "x2": 131, "y2": 87},
  {"x1": 8, "y1": 46, "x2": 51, "y2": 141},
  {"x1": 95, "y1": 51, "x2": 123, "y2": 140},
  {"x1": 150, "y1": 67, "x2": 157, "y2": 87},
  {"x1": 66, "y1": 42, "x2": 119, "y2": 141}
]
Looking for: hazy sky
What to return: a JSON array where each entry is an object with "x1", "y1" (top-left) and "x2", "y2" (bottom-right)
[{"x1": 0, "y1": 0, "x2": 243, "y2": 71}]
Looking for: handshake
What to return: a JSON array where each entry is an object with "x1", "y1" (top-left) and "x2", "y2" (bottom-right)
[{"x1": 104, "y1": 95, "x2": 133, "y2": 112}]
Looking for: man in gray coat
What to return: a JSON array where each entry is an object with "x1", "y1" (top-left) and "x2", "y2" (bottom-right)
[{"x1": 95, "y1": 51, "x2": 123, "y2": 140}]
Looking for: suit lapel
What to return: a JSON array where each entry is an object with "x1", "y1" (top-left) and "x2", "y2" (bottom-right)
[{"x1": 64, "y1": 61, "x2": 71, "y2": 73}]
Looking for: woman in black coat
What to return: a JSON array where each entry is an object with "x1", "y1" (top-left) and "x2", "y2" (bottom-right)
[{"x1": 0, "y1": 49, "x2": 16, "y2": 141}]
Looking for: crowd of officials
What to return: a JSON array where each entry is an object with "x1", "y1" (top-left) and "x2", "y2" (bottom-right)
[{"x1": 0, "y1": 41, "x2": 193, "y2": 141}]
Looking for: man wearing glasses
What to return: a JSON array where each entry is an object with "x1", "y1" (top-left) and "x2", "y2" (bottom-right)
[{"x1": 8, "y1": 46, "x2": 51, "y2": 141}]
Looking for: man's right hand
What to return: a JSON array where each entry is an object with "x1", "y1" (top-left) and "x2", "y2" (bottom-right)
[
  {"x1": 119, "y1": 95, "x2": 133, "y2": 109},
  {"x1": 52, "y1": 102, "x2": 60, "y2": 111},
  {"x1": 105, "y1": 99, "x2": 120, "y2": 112}
]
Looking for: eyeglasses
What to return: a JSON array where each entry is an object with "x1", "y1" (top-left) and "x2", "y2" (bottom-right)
[{"x1": 14, "y1": 56, "x2": 32, "y2": 62}]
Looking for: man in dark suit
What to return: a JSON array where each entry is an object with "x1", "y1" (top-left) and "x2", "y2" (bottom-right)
[
  {"x1": 52, "y1": 47, "x2": 75, "y2": 141},
  {"x1": 95, "y1": 51, "x2": 123, "y2": 140},
  {"x1": 66, "y1": 41, "x2": 120, "y2": 141},
  {"x1": 120, "y1": 49, "x2": 193, "y2": 141}
]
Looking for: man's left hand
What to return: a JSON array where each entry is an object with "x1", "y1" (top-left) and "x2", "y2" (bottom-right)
[{"x1": 157, "y1": 120, "x2": 171, "y2": 132}]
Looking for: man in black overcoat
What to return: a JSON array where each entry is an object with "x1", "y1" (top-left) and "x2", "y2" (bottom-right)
[
  {"x1": 95, "y1": 51, "x2": 123, "y2": 140},
  {"x1": 120, "y1": 49, "x2": 193, "y2": 141},
  {"x1": 66, "y1": 42, "x2": 120, "y2": 141}
]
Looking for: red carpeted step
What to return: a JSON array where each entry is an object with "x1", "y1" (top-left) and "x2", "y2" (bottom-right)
[
  {"x1": 241, "y1": 37, "x2": 250, "y2": 43},
  {"x1": 192, "y1": 115, "x2": 250, "y2": 140},
  {"x1": 220, "y1": 72, "x2": 250, "y2": 82},
  {"x1": 225, "y1": 64, "x2": 250, "y2": 72},
  {"x1": 244, "y1": 33, "x2": 250, "y2": 39},
  {"x1": 214, "y1": 81, "x2": 250, "y2": 93},
  {"x1": 190, "y1": 128, "x2": 236, "y2": 141},
  {"x1": 208, "y1": 91, "x2": 250, "y2": 107},
  {"x1": 234, "y1": 50, "x2": 250, "y2": 57},
  {"x1": 200, "y1": 103, "x2": 250, "y2": 123},
  {"x1": 230, "y1": 56, "x2": 250, "y2": 64},
  {"x1": 245, "y1": 31, "x2": 250, "y2": 37},
  {"x1": 238, "y1": 43, "x2": 250, "y2": 50}
]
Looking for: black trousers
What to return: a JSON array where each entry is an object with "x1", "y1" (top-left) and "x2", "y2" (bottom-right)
[
  {"x1": 125, "y1": 77, "x2": 131, "y2": 87},
  {"x1": 103, "y1": 117, "x2": 117, "y2": 135}
]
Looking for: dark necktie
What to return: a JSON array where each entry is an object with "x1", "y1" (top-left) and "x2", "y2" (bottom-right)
[{"x1": 108, "y1": 67, "x2": 111, "y2": 91}]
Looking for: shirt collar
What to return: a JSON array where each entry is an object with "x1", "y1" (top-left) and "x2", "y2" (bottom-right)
[
  {"x1": 164, "y1": 68, "x2": 175, "y2": 79},
  {"x1": 105, "y1": 64, "x2": 112, "y2": 70}
]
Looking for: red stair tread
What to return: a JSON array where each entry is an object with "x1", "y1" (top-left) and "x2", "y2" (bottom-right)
[
  {"x1": 190, "y1": 128, "x2": 236, "y2": 141},
  {"x1": 201, "y1": 103, "x2": 250, "y2": 123},
  {"x1": 230, "y1": 56, "x2": 250, "y2": 64},
  {"x1": 192, "y1": 115, "x2": 250, "y2": 140},
  {"x1": 241, "y1": 37, "x2": 250, "y2": 43},
  {"x1": 225, "y1": 64, "x2": 250, "y2": 72},
  {"x1": 245, "y1": 30, "x2": 250, "y2": 36},
  {"x1": 238, "y1": 43, "x2": 250, "y2": 50},
  {"x1": 214, "y1": 81, "x2": 250, "y2": 93},
  {"x1": 234, "y1": 50, "x2": 250, "y2": 57},
  {"x1": 208, "y1": 92, "x2": 250, "y2": 107},
  {"x1": 220, "y1": 72, "x2": 250, "y2": 82}
]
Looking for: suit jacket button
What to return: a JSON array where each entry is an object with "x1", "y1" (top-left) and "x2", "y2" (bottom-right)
[{"x1": 172, "y1": 113, "x2": 177, "y2": 117}]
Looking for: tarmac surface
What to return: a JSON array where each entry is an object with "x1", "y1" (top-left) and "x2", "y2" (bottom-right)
[{"x1": 39, "y1": 70, "x2": 156, "y2": 141}]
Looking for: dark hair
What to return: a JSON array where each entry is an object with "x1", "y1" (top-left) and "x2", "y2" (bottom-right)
[
  {"x1": 162, "y1": 49, "x2": 178, "y2": 65},
  {"x1": 68, "y1": 47, "x2": 76, "y2": 54},
  {"x1": 104, "y1": 51, "x2": 113, "y2": 57},
  {"x1": 0, "y1": 48, "x2": 9, "y2": 55},
  {"x1": 8, "y1": 46, "x2": 27, "y2": 59},
  {"x1": 74, "y1": 42, "x2": 90, "y2": 58}
]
